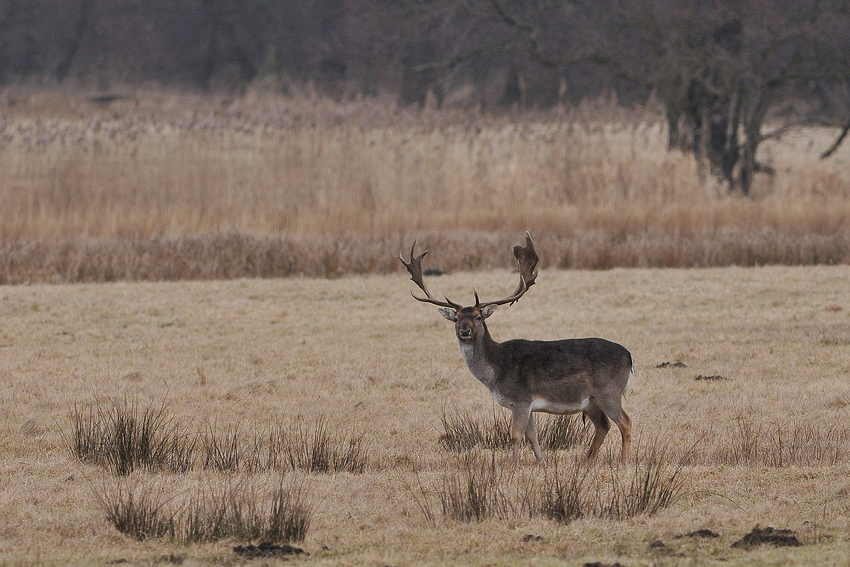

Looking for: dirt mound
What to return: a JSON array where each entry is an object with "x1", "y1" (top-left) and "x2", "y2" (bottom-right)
[
  {"x1": 233, "y1": 542, "x2": 306, "y2": 559},
  {"x1": 732, "y1": 526, "x2": 802, "y2": 548},
  {"x1": 677, "y1": 529, "x2": 720, "y2": 539}
]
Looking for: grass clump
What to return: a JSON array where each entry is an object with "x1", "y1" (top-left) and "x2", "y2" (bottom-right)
[
  {"x1": 97, "y1": 481, "x2": 176, "y2": 541},
  {"x1": 273, "y1": 416, "x2": 369, "y2": 474},
  {"x1": 67, "y1": 397, "x2": 195, "y2": 476},
  {"x1": 68, "y1": 397, "x2": 370, "y2": 475},
  {"x1": 439, "y1": 408, "x2": 585, "y2": 453},
  {"x1": 98, "y1": 477, "x2": 312, "y2": 543},
  {"x1": 429, "y1": 437, "x2": 688, "y2": 525},
  {"x1": 709, "y1": 413, "x2": 850, "y2": 467},
  {"x1": 438, "y1": 451, "x2": 512, "y2": 522}
]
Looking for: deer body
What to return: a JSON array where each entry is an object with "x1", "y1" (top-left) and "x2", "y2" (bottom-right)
[{"x1": 400, "y1": 234, "x2": 633, "y2": 464}]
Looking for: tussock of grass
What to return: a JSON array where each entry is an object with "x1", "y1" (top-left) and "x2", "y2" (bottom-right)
[
  {"x1": 439, "y1": 409, "x2": 585, "y2": 453},
  {"x1": 182, "y1": 479, "x2": 312, "y2": 543},
  {"x1": 535, "y1": 458, "x2": 589, "y2": 524},
  {"x1": 68, "y1": 398, "x2": 369, "y2": 475},
  {"x1": 67, "y1": 398, "x2": 195, "y2": 476},
  {"x1": 98, "y1": 477, "x2": 312, "y2": 543},
  {"x1": 427, "y1": 438, "x2": 688, "y2": 525},
  {"x1": 597, "y1": 440, "x2": 688, "y2": 519},
  {"x1": 438, "y1": 451, "x2": 512, "y2": 522},
  {"x1": 438, "y1": 409, "x2": 511, "y2": 452},
  {"x1": 707, "y1": 413, "x2": 850, "y2": 467},
  {"x1": 272, "y1": 416, "x2": 370, "y2": 474},
  {"x1": 97, "y1": 481, "x2": 176, "y2": 541}
]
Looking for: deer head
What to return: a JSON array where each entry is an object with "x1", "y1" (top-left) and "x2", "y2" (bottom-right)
[{"x1": 398, "y1": 233, "x2": 539, "y2": 342}]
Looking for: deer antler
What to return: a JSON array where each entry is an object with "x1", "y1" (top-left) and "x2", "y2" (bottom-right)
[
  {"x1": 477, "y1": 232, "x2": 538, "y2": 308},
  {"x1": 398, "y1": 242, "x2": 462, "y2": 310}
]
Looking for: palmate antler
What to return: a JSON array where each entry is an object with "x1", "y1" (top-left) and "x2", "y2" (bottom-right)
[
  {"x1": 477, "y1": 231, "x2": 538, "y2": 308},
  {"x1": 397, "y1": 242, "x2": 462, "y2": 310},
  {"x1": 398, "y1": 232, "x2": 539, "y2": 310}
]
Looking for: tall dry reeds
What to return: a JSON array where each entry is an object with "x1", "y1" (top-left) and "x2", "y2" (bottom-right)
[
  {"x1": 2, "y1": 229, "x2": 848, "y2": 284},
  {"x1": 2, "y1": 90, "x2": 849, "y2": 282}
]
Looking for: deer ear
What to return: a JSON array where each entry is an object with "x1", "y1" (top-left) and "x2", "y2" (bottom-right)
[
  {"x1": 481, "y1": 305, "x2": 497, "y2": 319},
  {"x1": 438, "y1": 307, "x2": 458, "y2": 322}
]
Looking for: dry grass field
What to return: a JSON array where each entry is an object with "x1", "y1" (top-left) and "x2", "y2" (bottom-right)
[
  {"x1": 1, "y1": 90, "x2": 849, "y2": 283},
  {"x1": 1, "y1": 264, "x2": 849, "y2": 565}
]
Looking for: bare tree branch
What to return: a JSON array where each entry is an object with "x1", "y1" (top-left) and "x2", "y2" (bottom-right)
[{"x1": 820, "y1": 120, "x2": 850, "y2": 159}]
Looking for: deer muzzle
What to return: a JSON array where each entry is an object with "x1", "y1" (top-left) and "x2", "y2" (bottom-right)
[{"x1": 457, "y1": 326, "x2": 474, "y2": 341}]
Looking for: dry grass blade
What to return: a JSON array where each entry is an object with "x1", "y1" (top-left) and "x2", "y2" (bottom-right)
[{"x1": 400, "y1": 473, "x2": 438, "y2": 527}]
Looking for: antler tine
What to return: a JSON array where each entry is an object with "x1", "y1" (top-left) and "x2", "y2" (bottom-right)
[
  {"x1": 478, "y1": 232, "x2": 539, "y2": 308},
  {"x1": 398, "y1": 241, "x2": 461, "y2": 310}
]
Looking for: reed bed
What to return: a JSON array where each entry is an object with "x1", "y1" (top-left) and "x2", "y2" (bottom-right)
[
  {"x1": 1, "y1": 90, "x2": 849, "y2": 282},
  {"x1": 2, "y1": 228, "x2": 848, "y2": 284}
]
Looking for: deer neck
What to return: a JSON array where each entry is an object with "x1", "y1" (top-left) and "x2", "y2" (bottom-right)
[{"x1": 458, "y1": 326, "x2": 502, "y2": 391}]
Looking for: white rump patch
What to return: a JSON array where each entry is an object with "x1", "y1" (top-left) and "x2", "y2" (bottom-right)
[
  {"x1": 531, "y1": 396, "x2": 589, "y2": 414},
  {"x1": 625, "y1": 354, "x2": 635, "y2": 394}
]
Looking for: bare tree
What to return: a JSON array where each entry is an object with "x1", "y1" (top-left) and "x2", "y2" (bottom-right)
[{"x1": 420, "y1": 0, "x2": 850, "y2": 195}]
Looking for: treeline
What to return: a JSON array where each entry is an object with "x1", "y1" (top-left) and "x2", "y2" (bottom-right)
[{"x1": 0, "y1": 0, "x2": 664, "y2": 105}]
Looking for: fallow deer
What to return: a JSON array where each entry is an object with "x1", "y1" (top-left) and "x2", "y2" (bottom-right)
[{"x1": 399, "y1": 233, "x2": 633, "y2": 464}]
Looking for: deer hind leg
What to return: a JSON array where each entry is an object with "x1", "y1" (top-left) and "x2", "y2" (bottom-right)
[
  {"x1": 593, "y1": 396, "x2": 631, "y2": 464},
  {"x1": 524, "y1": 412, "x2": 546, "y2": 465},
  {"x1": 584, "y1": 403, "x2": 610, "y2": 461},
  {"x1": 510, "y1": 406, "x2": 533, "y2": 464},
  {"x1": 616, "y1": 409, "x2": 632, "y2": 463}
]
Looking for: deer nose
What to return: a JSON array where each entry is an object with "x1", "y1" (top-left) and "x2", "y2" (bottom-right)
[{"x1": 459, "y1": 327, "x2": 472, "y2": 338}]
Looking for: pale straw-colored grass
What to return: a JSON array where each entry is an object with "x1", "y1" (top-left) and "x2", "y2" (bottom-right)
[
  {"x1": 1, "y1": 265, "x2": 849, "y2": 565},
  {"x1": 1, "y1": 90, "x2": 848, "y2": 243},
  {"x1": 2, "y1": 91, "x2": 849, "y2": 282}
]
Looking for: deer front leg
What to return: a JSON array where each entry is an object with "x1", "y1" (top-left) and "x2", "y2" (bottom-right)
[
  {"x1": 525, "y1": 412, "x2": 547, "y2": 465},
  {"x1": 510, "y1": 405, "x2": 533, "y2": 464}
]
